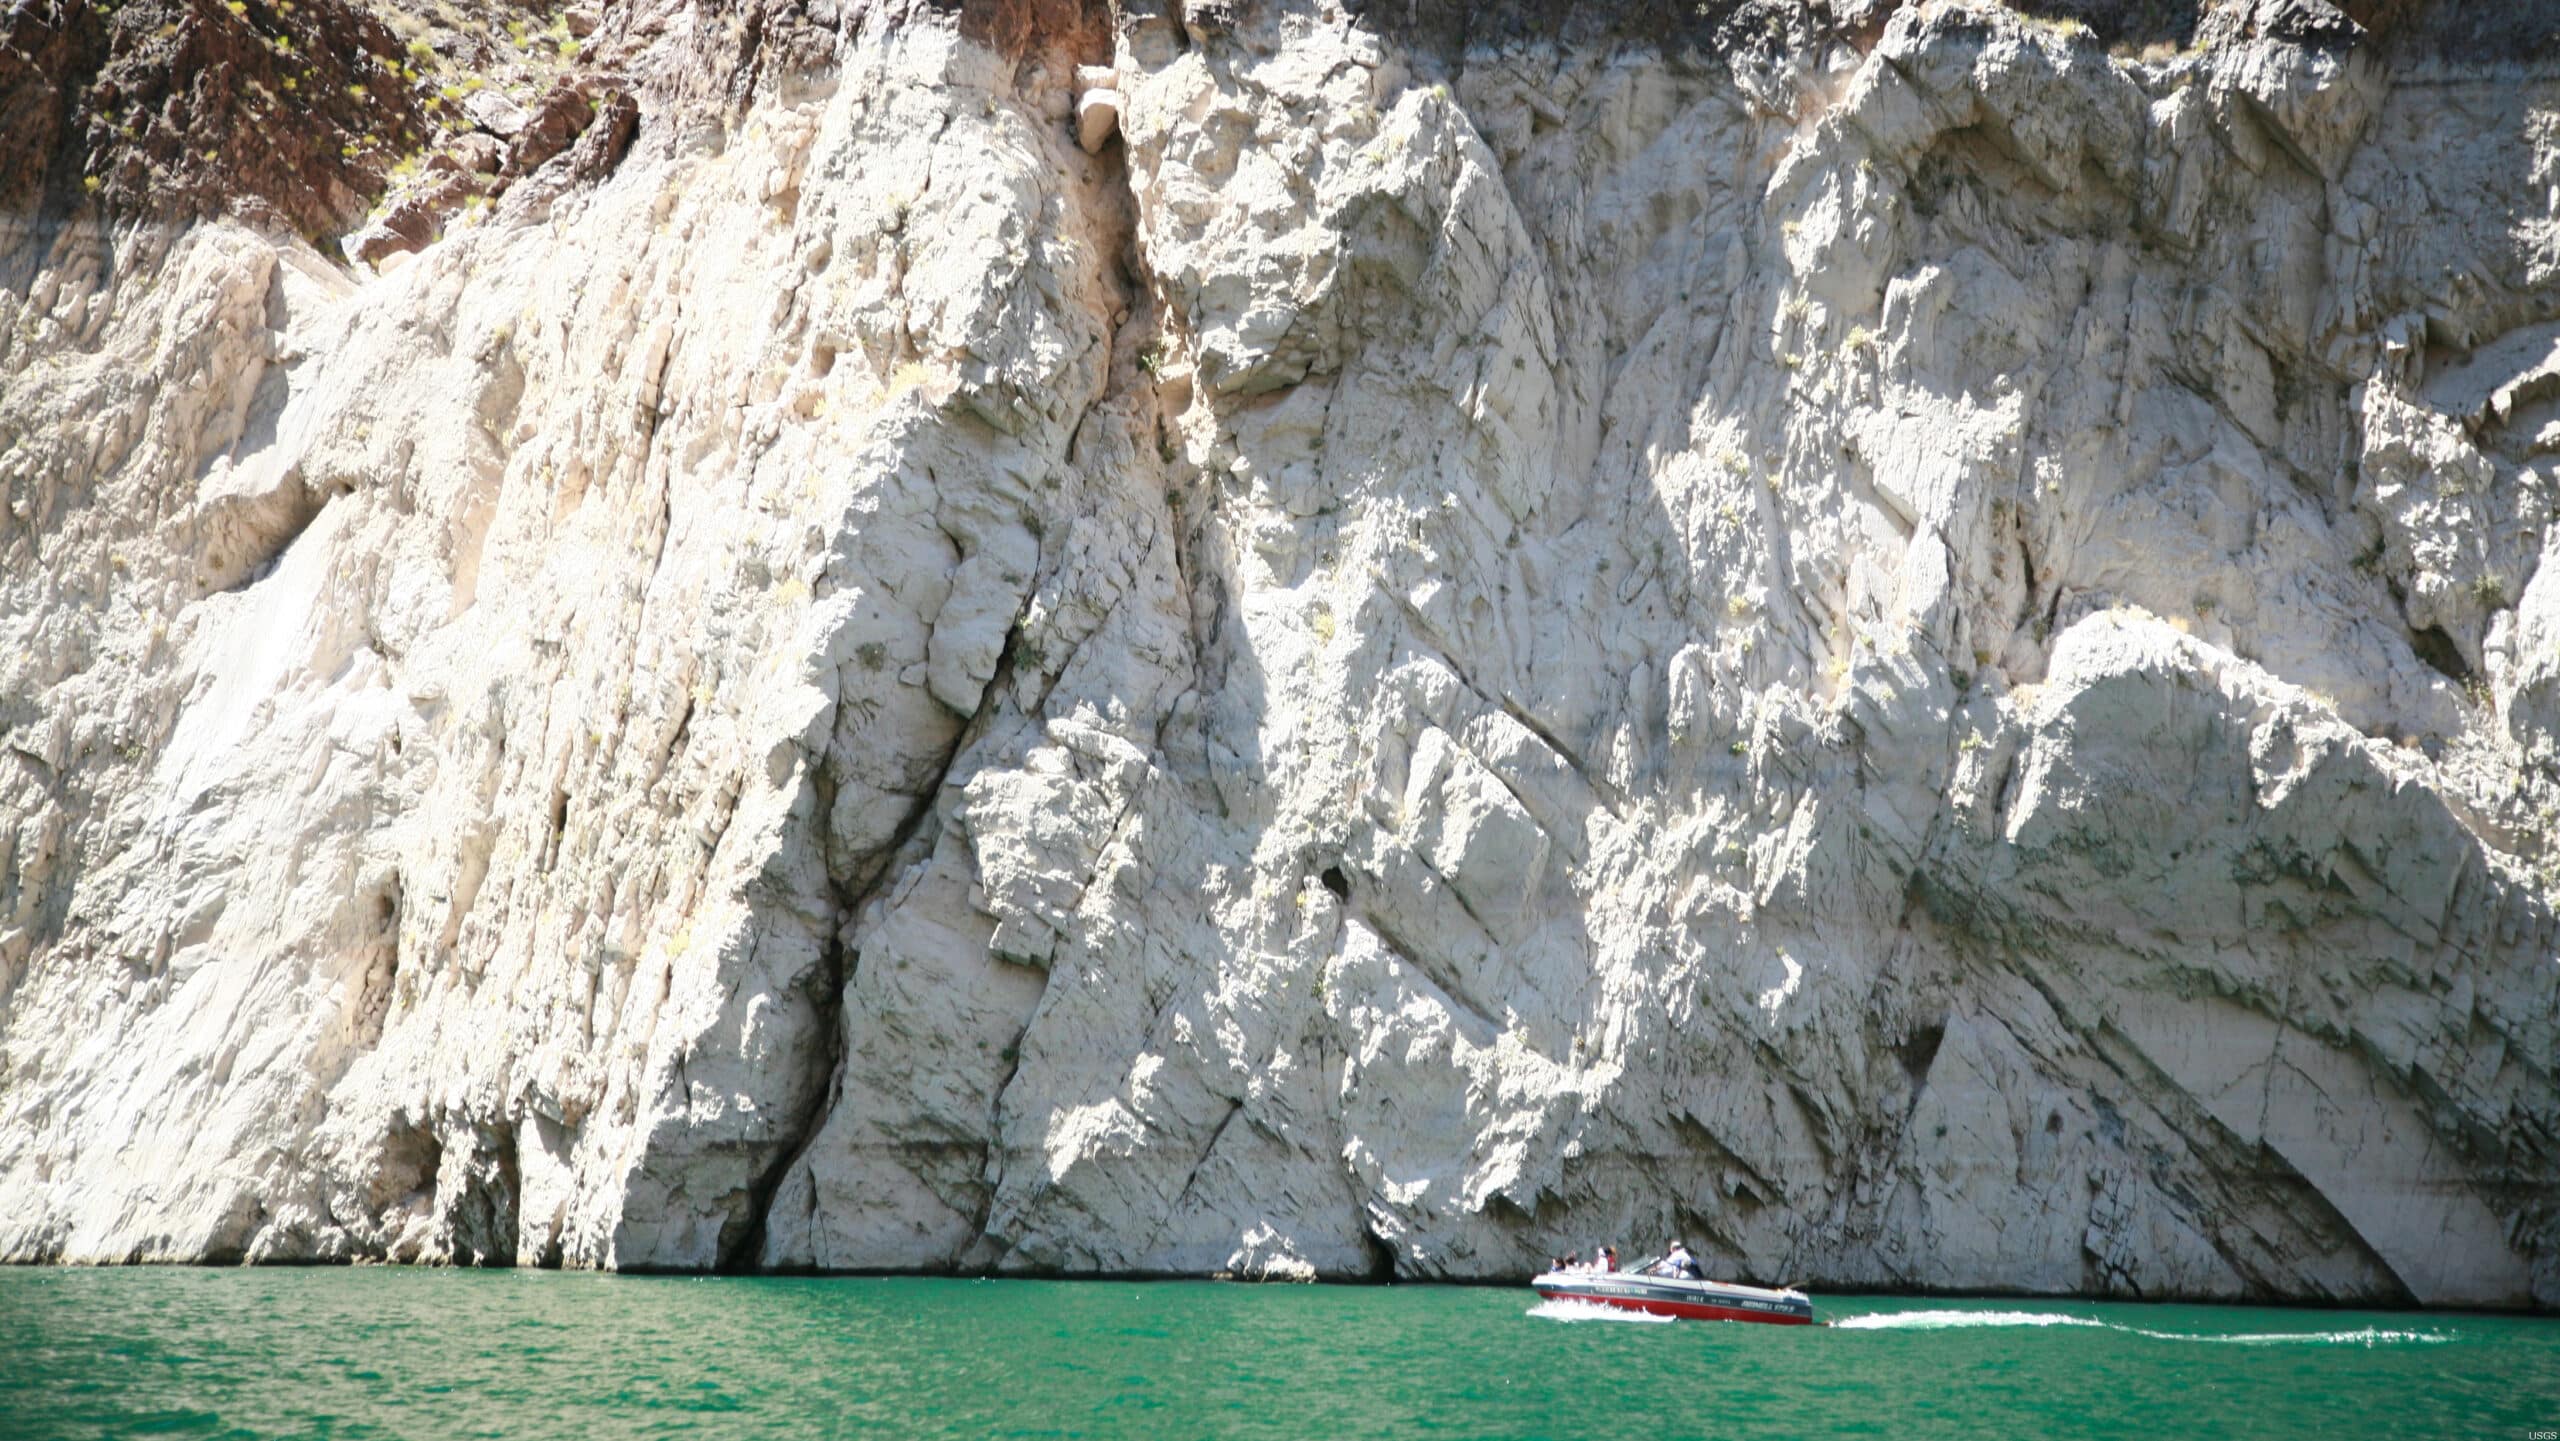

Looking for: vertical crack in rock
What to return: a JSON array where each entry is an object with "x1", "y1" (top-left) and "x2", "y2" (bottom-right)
[
  {"x1": 959, "y1": 996, "x2": 1036, "y2": 1273},
  {"x1": 721, "y1": 930, "x2": 845, "y2": 1273},
  {"x1": 1132, "y1": 1098, "x2": 1244, "y2": 1263},
  {"x1": 734, "y1": 594, "x2": 1042, "y2": 1272}
]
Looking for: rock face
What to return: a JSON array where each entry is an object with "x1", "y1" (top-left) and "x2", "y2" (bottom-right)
[{"x1": 1, "y1": 0, "x2": 2556, "y2": 1307}]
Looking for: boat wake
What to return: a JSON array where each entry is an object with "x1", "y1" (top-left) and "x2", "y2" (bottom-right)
[
  {"x1": 1832, "y1": 1310, "x2": 2453, "y2": 1346},
  {"x1": 1528, "y1": 1299, "x2": 1678, "y2": 1324},
  {"x1": 1832, "y1": 1310, "x2": 2106, "y2": 1332}
]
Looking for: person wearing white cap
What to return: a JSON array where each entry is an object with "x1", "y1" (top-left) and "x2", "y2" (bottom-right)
[{"x1": 1647, "y1": 1240, "x2": 1700, "y2": 1279}]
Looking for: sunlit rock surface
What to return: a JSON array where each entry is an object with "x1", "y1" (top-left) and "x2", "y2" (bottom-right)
[{"x1": 1, "y1": 0, "x2": 2554, "y2": 1307}]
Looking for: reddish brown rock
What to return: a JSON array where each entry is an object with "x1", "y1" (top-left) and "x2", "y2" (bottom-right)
[
  {"x1": 501, "y1": 79, "x2": 599, "y2": 177},
  {"x1": 566, "y1": 89, "x2": 640, "y2": 183},
  {"x1": 0, "y1": 0, "x2": 426, "y2": 240},
  {"x1": 346, "y1": 169, "x2": 490, "y2": 264}
]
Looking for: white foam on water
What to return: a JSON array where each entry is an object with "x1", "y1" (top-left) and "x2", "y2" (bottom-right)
[
  {"x1": 2125, "y1": 1326, "x2": 2452, "y2": 1348},
  {"x1": 1834, "y1": 1311, "x2": 2453, "y2": 1347},
  {"x1": 1832, "y1": 1310, "x2": 2107, "y2": 1331},
  {"x1": 1528, "y1": 1299, "x2": 1678, "y2": 1325}
]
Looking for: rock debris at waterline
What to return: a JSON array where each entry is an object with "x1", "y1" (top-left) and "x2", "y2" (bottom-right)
[{"x1": 0, "y1": 0, "x2": 2553, "y2": 1309}]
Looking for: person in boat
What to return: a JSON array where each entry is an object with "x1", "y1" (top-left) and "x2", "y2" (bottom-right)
[
  {"x1": 1647, "y1": 1241, "x2": 1701, "y2": 1279},
  {"x1": 1599, "y1": 1245, "x2": 1618, "y2": 1272}
]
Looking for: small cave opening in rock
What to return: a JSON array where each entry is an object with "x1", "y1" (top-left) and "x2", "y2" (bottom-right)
[
  {"x1": 1318, "y1": 865, "x2": 1350, "y2": 900},
  {"x1": 2409, "y1": 624, "x2": 2474, "y2": 686},
  {"x1": 1363, "y1": 1227, "x2": 1398, "y2": 1284},
  {"x1": 543, "y1": 785, "x2": 573, "y2": 872},
  {"x1": 1898, "y1": 1018, "x2": 1948, "y2": 1085}
]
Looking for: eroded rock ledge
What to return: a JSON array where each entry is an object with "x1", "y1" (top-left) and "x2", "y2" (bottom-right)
[{"x1": 0, "y1": 0, "x2": 2554, "y2": 1309}]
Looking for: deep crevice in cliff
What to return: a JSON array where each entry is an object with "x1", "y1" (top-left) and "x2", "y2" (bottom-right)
[{"x1": 724, "y1": 725, "x2": 976, "y2": 1273}]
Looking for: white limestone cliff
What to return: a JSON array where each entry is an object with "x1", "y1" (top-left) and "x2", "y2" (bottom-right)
[{"x1": 1, "y1": 0, "x2": 2554, "y2": 1309}]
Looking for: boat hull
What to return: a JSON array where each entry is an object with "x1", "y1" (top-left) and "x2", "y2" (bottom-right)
[{"x1": 1533, "y1": 1273, "x2": 1815, "y2": 1325}]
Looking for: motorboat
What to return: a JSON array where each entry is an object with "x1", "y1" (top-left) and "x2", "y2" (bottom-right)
[{"x1": 1532, "y1": 1264, "x2": 1816, "y2": 1325}]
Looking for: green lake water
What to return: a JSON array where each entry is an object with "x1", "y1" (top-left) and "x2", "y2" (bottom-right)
[{"x1": 2, "y1": 1267, "x2": 2551, "y2": 1440}]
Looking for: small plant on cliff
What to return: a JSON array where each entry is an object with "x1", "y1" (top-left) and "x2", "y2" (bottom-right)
[{"x1": 2473, "y1": 574, "x2": 2509, "y2": 610}]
